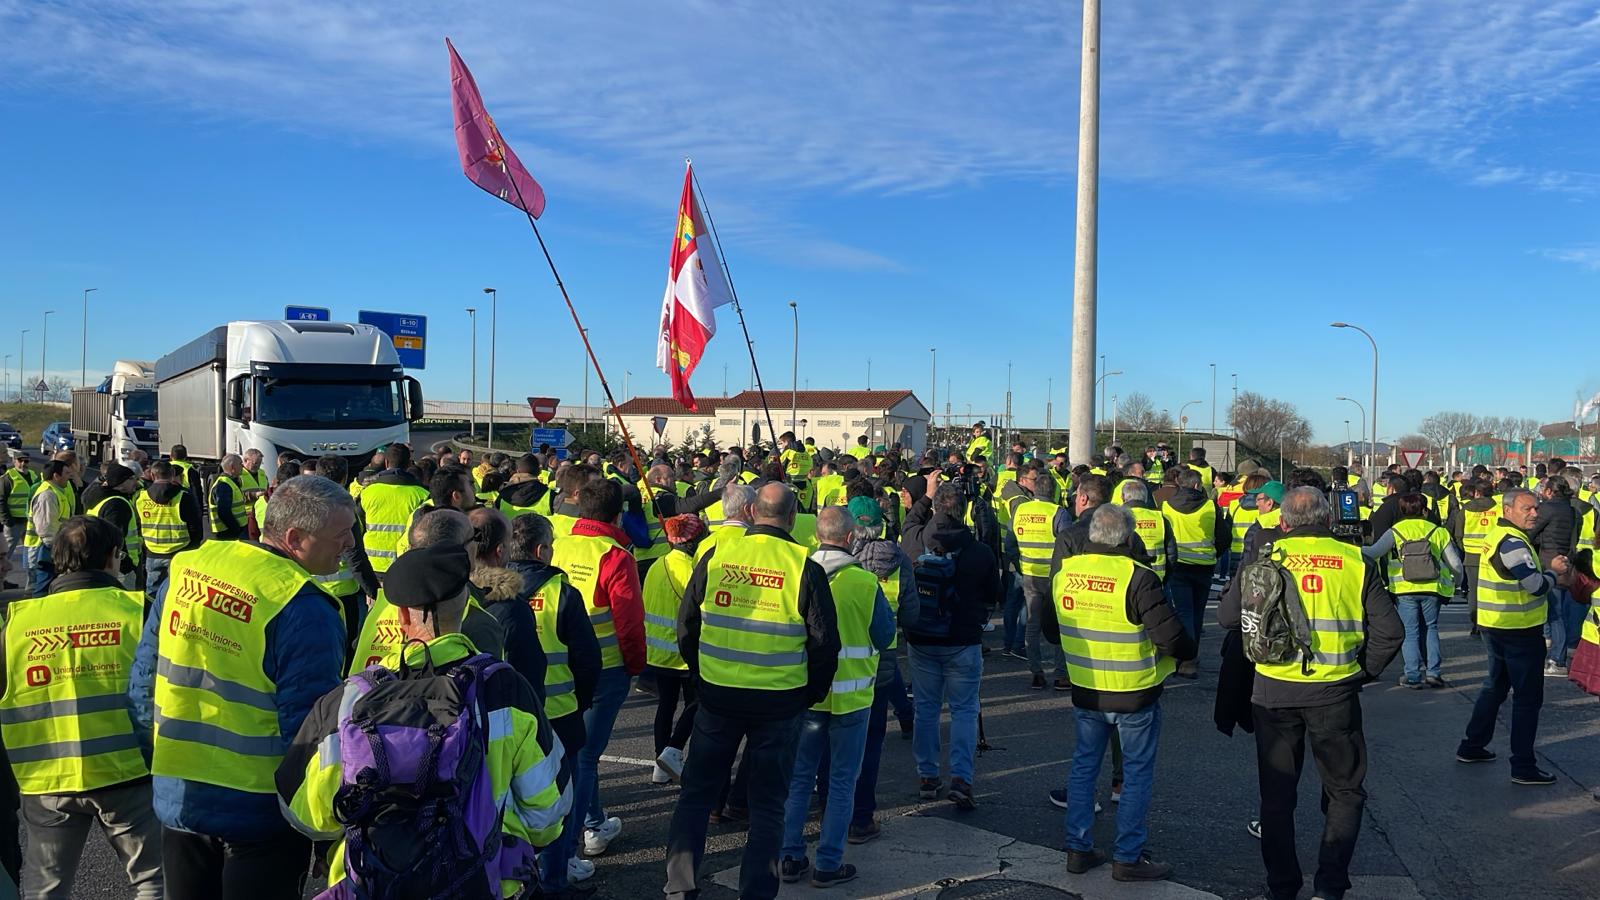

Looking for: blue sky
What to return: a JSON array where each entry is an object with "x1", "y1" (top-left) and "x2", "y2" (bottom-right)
[{"x1": 3, "y1": 1, "x2": 1599, "y2": 444}]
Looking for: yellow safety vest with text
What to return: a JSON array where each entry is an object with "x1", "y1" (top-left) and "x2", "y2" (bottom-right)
[
  {"x1": 1010, "y1": 497, "x2": 1058, "y2": 578},
  {"x1": 814, "y1": 474, "x2": 847, "y2": 508},
  {"x1": 1128, "y1": 506, "x2": 1167, "y2": 579},
  {"x1": 1256, "y1": 536, "x2": 1365, "y2": 685},
  {"x1": 135, "y1": 489, "x2": 189, "y2": 555},
  {"x1": 0, "y1": 584, "x2": 146, "y2": 794},
  {"x1": 526, "y1": 569, "x2": 578, "y2": 720},
  {"x1": 812, "y1": 564, "x2": 879, "y2": 715},
  {"x1": 1476, "y1": 523, "x2": 1546, "y2": 630},
  {"x1": 1460, "y1": 501, "x2": 1501, "y2": 557},
  {"x1": 698, "y1": 533, "x2": 808, "y2": 690},
  {"x1": 1052, "y1": 554, "x2": 1173, "y2": 690},
  {"x1": 551, "y1": 531, "x2": 627, "y2": 669}
]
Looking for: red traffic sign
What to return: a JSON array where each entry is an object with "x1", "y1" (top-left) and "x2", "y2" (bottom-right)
[
  {"x1": 527, "y1": 397, "x2": 559, "y2": 424},
  {"x1": 1400, "y1": 449, "x2": 1425, "y2": 469}
]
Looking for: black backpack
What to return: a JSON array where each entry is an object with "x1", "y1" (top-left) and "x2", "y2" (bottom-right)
[
  {"x1": 909, "y1": 547, "x2": 964, "y2": 639},
  {"x1": 1238, "y1": 542, "x2": 1313, "y2": 673}
]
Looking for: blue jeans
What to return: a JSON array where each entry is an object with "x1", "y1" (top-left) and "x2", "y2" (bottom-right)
[
  {"x1": 576, "y1": 667, "x2": 632, "y2": 830},
  {"x1": 1064, "y1": 704, "x2": 1162, "y2": 863},
  {"x1": 1395, "y1": 594, "x2": 1442, "y2": 681},
  {"x1": 1023, "y1": 576, "x2": 1065, "y2": 678},
  {"x1": 885, "y1": 657, "x2": 913, "y2": 725},
  {"x1": 1461, "y1": 629, "x2": 1544, "y2": 774},
  {"x1": 536, "y1": 712, "x2": 586, "y2": 893},
  {"x1": 1547, "y1": 588, "x2": 1586, "y2": 666},
  {"x1": 145, "y1": 555, "x2": 173, "y2": 604},
  {"x1": 25, "y1": 543, "x2": 52, "y2": 595},
  {"x1": 1167, "y1": 565, "x2": 1211, "y2": 643},
  {"x1": 1002, "y1": 575, "x2": 1026, "y2": 651},
  {"x1": 782, "y1": 708, "x2": 870, "y2": 872},
  {"x1": 853, "y1": 671, "x2": 894, "y2": 828},
  {"x1": 909, "y1": 644, "x2": 982, "y2": 783}
]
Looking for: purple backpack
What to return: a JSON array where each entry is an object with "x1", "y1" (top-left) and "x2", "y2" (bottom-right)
[{"x1": 319, "y1": 644, "x2": 535, "y2": 900}]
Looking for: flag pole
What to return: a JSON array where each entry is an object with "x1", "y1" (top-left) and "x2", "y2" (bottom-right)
[
  {"x1": 501, "y1": 179, "x2": 653, "y2": 490},
  {"x1": 688, "y1": 161, "x2": 779, "y2": 451}
]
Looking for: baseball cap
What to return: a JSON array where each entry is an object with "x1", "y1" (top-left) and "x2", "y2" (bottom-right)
[
  {"x1": 1247, "y1": 480, "x2": 1286, "y2": 503},
  {"x1": 848, "y1": 496, "x2": 883, "y2": 529}
]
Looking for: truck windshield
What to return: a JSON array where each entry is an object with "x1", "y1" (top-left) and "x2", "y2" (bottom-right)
[
  {"x1": 254, "y1": 379, "x2": 406, "y2": 429},
  {"x1": 121, "y1": 391, "x2": 158, "y2": 419}
]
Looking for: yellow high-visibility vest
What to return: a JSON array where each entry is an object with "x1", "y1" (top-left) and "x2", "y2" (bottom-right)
[
  {"x1": 1255, "y1": 536, "x2": 1365, "y2": 685},
  {"x1": 209, "y1": 474, "x2": 248, "y2": 535},
  {"x1": 1010, "y1": 498, "x2": 1058, "y2": 578},
  {"x1": 698, "y1": 533, "x2": 808, "y2": 690},
  {"x1": 88, "y1": 493, "x2": 141, "y2": 566},
  {"x1": 1476, "y1": 523, "x2": 1546, "y2": 630},
  {"x1": 1385, "y1": 518, "x2": 1452, "y2": 598},
  {"x1": 1161, "y1": 501, "x2": 1217, "y2": 566},
  {"x1": 359, "y1": 481, "x2": 429, "y2": 572},
  {"x1": 1128, "y1": 506, "x2": 1167, "y2": 579},
  {"x1": 526, "y1": 569, "x2": 578, "y2": 720},
  {"x1": 643, "y1": 549, "x2": 695, "y2": 673},
  {"x1": 551, "y1": 531, "x2": 627, "y2": 669},
  {"x1": 135, "y1": 489, "x2": 189, "y2": 555},
  {"x1": 22, "y1": 482, "x2": 71, "y2": 548},
  {"x1": 1052, "y1": 553, "x2": 1173, "y2": 691},
  {"x1": 811, "y1": 564, "x2": 879, "y2": 715}
]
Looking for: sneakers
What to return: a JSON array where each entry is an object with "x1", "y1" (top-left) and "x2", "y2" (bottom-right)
[
  {"x1": 780, "y1": 856, "x2": 811, "y2": 884},
  {"x1": 1456, "y1": 747, "x2": 1497, "y2": 764},
  {"x1": 948, "y1": 778, "x2": 976, "y2": 810},
  {"x1": 1246, "y1": 819, "x2": 1262, "y2": 839},
  {"x1": 1110, "y1": 782, "x2": 1122, "y2": 804},
  {"x1": 1513, "y1": 768, "x2": 1558, "y2": 786},
  {"x1": 1003, "y1": 647, "x2": 1028, "y2": 661},
  {"x1": 1175, "y1": 661, "x2": 1199, "y2": 680},
  {"x1": 1030, "y1": 673, "x2": 1047, "y2": 690},
  {"x1": 567, "y1": 858, "x2": 596, "y2": 883},
  {"x1": 919, "y1": 777, "x2": 944, "y2": 800},
  {"x1": 582, "y1": 816, "x2": 622, "y2": 856},
  {"x1": 1112, "y1": 853, "x2": 1174, "y2": 882},
  {"x1": 1048, "y1": 789, "x2": 1100, "y2": 813},
  {"x1": 655, "y1": 746, "x2": 685, "y2": 783},
  {"x1": 1545, "y1": 660, "x2": 1568, "y2": 677},
  {"x1": 847, "y1": 819, "x2": 881, "y2": 844},
  {"x1": 651, "y1": 762, "x2": 672, "y2": 784},
  {"x1": 1066, "y1": 848, "x2": 1107, "y2": 874},
  {"x1": 811, "y1": 864, "x2": 858, "y2": 888},
  {"x1": 1399, "y1": 677, "x2": 1424, "y2": 689},
  {"x1": 1053, "y1": 677, "x2": 1072, "y2": 692},
  {"x1": 982, "y1": 621, "x2": 997, "y2": 632},
  {"x1": 1424, "y1": 676, "x2": 1448, "y2": 688}
]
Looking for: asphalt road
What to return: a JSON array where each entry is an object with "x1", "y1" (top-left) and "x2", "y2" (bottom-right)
[{"x1": 37, "y1": 592, "x2": 1600, "y2": 899}]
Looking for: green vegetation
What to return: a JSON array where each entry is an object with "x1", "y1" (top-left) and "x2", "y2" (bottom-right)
[{"x1": 0, "y1": 402, "x2": 69, "y2": 447}]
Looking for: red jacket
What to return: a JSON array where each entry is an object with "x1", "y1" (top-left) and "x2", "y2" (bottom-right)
[{"x1": 570, "y1": 518, "x2": 646, "y2": 675}]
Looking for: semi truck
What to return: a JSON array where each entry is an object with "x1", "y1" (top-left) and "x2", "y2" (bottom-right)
[
  {"x1": 70, "y1": 359, "x2": 160, "y2": 466},
  {"x1": 155, "y1": 320, "x2": 423, "y2": 480}
]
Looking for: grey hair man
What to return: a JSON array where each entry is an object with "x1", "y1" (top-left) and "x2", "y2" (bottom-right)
[
  {"x1": 1158, "y1": 466, "x2": 1227, "y2": 678},
  {"x1": 1219, "y1": 485, "x2": 1401, "y2": 900},
  {"x1": 210, "y1": 453, "x2": 249, "y2": 541}
]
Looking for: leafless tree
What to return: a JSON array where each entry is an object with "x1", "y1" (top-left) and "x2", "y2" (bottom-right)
[
  {"x1": 1418, "y1": 411, "x2": 1481, "y2": 451},
  {"x1": 44, "y1": 377, "x2": 73, "y2": 402},
  {"x1": 1117, "y1": 392, "x2": 1159, "y2": 431},
  {"x1": 1229, "y1": 391, "x2": 1312, "y2": 454}
]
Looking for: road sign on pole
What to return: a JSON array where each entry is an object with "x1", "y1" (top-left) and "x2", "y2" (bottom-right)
[
  {"x1": 358, "y1": 311, "x2": 428, "y2": 369},
  {"x1": 527, "y1": 397, "x2": 559, "y2": 424},
  {"x1": 531, "y1": 426, "x2": 573, "y2": 459},
  {"x1": 285, "y1": 305, "x2": 330, "y2": 322},
  {"x1": 1400, "y1": 448, "x2": 1425, "y2": 469}
]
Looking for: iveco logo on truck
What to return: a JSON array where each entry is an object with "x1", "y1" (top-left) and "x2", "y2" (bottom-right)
[{"x1": 311, "y1": 442, "x2": 360, "y2": 452}]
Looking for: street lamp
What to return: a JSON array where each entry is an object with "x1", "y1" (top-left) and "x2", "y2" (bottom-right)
[
  {"x1": 40, "y1": 311, "x2": 54, "y2": 398},
  {"x1": 18, "y1": 330, "x2": 28, "y2": 403},
  {"x1": 483, "y1": 288, "x2": 497, "y2": 449},
  {"x1": 788, "y1": 301, "x2": 798, "y2": 435},
  {"x1": 1336, "y1": 396, "x2": 1366, "y2": 469},
  {"x1": 929, "y1": 348, "x2": 937, "y2": 444},
  {"x1": 465, "y1": 307, "x2": 477, "y2": 438},
  {"x1": 1094, "y1": 370, "x2": 1121, "y2": 445},
  {"x1": 1178, "y1": 400, "x2": 1201, "y2": 460},
  {"x1": 2, "y1": 354, "x2": 9, "y2": 401},
  {"x1": 1209, "y1": 362, "x2": 1217, "y2": 437},
  {"x1": 1111, "y1": 393, "x2": 1118, "y2": 447},
  {"x1": 80, "y1": 288, "x2": 97, "y2": 387},
  {"x1": 1331, "y1": 322, "x2": 1378, "y2": 473}
]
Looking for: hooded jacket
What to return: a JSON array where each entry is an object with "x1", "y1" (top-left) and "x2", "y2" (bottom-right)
[
  {"x1": 496, "y1": 475, "x2": 551, "y2": 512},
  {"x1": 1160, "y1": 487, "x2": 1230, "y2": 569},
  {"x1": 1038, "y1": 542, "x2": 1196, "y2": 712},
  {"x1": 811, "y1": 545, "x2": 897, "y2": 654},
  {"x1": 849, "y1": 535, "x2": 917, "y2": 672},
  {"x1": 506, "y1": 559, "x2": 602, "y2": 716},
  {"x1": 471, "y1": 565, "x2": 550, "y2": 701},
  {"x1": 900, "y1": 498, "x2": 999, "y2": 646},
  {"x1": 142, "y1": 479, "x2": 204, "y2": 555},
  {"x1": 1452, "y1": 496, "x2": 1497, "y2": 551}
]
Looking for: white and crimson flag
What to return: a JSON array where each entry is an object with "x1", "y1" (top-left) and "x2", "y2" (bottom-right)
[{"x1": 656, "y1": 164, "x2": 734, "y2": 411}]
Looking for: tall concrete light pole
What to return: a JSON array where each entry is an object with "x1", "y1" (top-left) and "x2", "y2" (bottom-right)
[
  {"x1": 465, "y1": 307, "x2": 477, "y2": 438},
  {"x1": 1067, "y1": 0, "x2": 1101, "y2": 466},
  {"x1": 930, "y1": 348, "x2": 937, "y2": 445},
  {"x1": 1209, "y1": 362, "x2": 1217, "y2": 437},
  {"x1": 483, "y1": 288, "x2": 497, "y2": 449},
  {"x1": 80, "y1": 288, "x2": 97, "y2": 387},
  {"x1": 40, "y1": 311, "x2": 54, "y2": 397},
  {"x1": 788, "y1": 301, "x2": 799, "y2": 433},
  {"x1": 1336, "y1": 396, "x2": 1366, "y2": 469},
  {"x1": 18, "y1": 331, "x2": 28, "y2": 403},
  {"x1": 1332, "y1": 322, "x2": 1378, "y2": 470}
]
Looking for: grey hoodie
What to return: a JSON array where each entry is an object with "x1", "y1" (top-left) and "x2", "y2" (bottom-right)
[{"x1": 811, "y1": 544, "x2": 898, "y2": 659}]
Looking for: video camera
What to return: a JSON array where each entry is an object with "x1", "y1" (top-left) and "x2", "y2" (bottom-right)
[{"x1": 1329, "y1": 487, "x2": 1365, "y2": 544}]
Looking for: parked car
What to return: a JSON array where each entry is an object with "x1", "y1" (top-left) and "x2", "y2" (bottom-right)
[
  {"x1": 0, "y1": 422, "x2": 20, "y2": 451},
  {"x1": 40, "y1": 421, "x2": 75, "y2": 454}
]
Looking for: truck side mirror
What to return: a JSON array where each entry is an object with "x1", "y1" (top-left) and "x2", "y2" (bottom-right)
[
  {"x1": 405, "y1": 377, "x2": 424, "y2": 422},
  {"x1": 226, "y1": 376, "x2": 248, "y2": 422}
]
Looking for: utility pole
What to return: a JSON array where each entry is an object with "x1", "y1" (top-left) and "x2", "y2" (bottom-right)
[
  {"x1": 1067, "y1": 0, "x2": 1101, "y2": 466},
  {"x1": 40, "y1": 311, "x2": 54, "y2": 398},
  {"x1": 788, "y1": 301, "x2": 799, "y2": 434},
  {"x1": 1045, "y1": 376, "x2": 1054, "y2": 452},
  {"x1": 482, "y1": 288, "x2": 497, "y2": 449},
  {"x1": 465, "y1": 307, "x2": 477, "y2": 438},
  {"x1": 80, "y1": 288, "x2": 97, "y2": 387},
  {"x1": 18, "y1": 331, "x2": 27, "y2": 404}
]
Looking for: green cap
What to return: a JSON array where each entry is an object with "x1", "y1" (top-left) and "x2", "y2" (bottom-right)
[
  {"x1": 1248, "y1": 480, "x2": 1286, "y2": 503},
  {"x1": 848, "y1": 495, "x2": 883, "y2": 528}
]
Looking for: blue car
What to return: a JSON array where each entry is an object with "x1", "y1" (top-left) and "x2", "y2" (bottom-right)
[{"x1": 40, "y1": 422, "x2": 74, "y2": 455}]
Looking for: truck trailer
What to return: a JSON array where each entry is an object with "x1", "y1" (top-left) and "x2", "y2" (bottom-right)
[
  {"x1": 155, "y1": 320, "x2": 423, "y2": 480},
  {"x1": 70, "y1": 359, "x2": 159, "y2": 467}
]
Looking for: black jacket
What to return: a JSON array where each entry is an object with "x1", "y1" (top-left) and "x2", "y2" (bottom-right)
[
  {"x1": 469, "y1": 565, "x2": 550, "y2": 705},
  {"x1": 900, "y1": 498, "x2": 1000, "y2": 646},
  {"x1": 82, "y1": 484, "x2": 138, "y2": 574},
  {"x1": 507, "y1": 559, "x2": 602, "y2": 718},
  {"x1": 1528, "y1": 498, "x2": 1577, "y2": 565},
  {"x1": 1218, "y1": 524, "x2": 1403, "y2": 709},
  {"x1": 496, "y1": 477, "x2": 552, "y2": 512},
  {"x1": 143, "y1": 480, "x2": 204, "y2": 556},
  {"x1": 1038, "y1": 543, "x2": 1195, "y2": 712},
  {"x1": 679, "y1": 524, "x2": 840, "y2": 720},
  {"x1": 210, "y1": 478, "x2": 245, "y2": 540}
]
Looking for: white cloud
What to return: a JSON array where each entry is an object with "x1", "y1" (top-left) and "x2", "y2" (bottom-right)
[{"x1": 1538, "y1": 244, "x2": 1600, "y2": 271}]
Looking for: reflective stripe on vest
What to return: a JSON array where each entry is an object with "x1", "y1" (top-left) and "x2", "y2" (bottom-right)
[
  {"x1": 1161, "y1": 501, "x2": 1217, "y2": 566},
  {"x1": 1010, "y1": 498, "x2": 1058, "y2": 578},
  {"x1": 23, "y1": 481, "x2": 72, "y2": 547},
  {"x1": 877, "y1": 565, "x2": 903, "y2": 650},
  {"x1": 1128, "y1": 506, "x2": 1167, "y2": 579},
  {"x1": 643, "y1": 549, "x2": 696, "y2": 672},
  {"x1": 1460, "y1": 501, "x2": 1501, "y2": 558},
  {"x1": 812, "y1": 564, "x2": 879, "y2": 714},
  {"x1": 1476, "y1": 523, "x2": 1546, "y2": 629},
  {"x1": 551, "y1": 531, "x2": 627, "y2": 669},
  {"x1": 699, "y1": 533, "x2": 808, "y2": 690},
  {"x1": 1052, "y1": 554, "x2": 1173, "y2": 691},
  {"x1": 209, "y1": 475, "x2": 249, "y2": 534},
  {"x1": 135, "y1": 490, "x2": 188, "y2": 555},
  {"x1": 527, "y1": 570, "x2": 578, "y2": 719},
  {"x1": 1385, "y1": 518, "x2": 1451, "y2": 597},
  {"x1": 1228, "y1": 500, "x2": 1259, "y2": 555},
  {"x1": 0, "y1": 585, "x2": 147, "y2": 794},
  {"x1": 5, "y1": 468, "x2": 39, "y2": 520},
  {"x1": 152, "y1": 541, "x2": 312, "y2": 793},
  {"x1": 239, "y1": 468, "x2": 268, "y2": 493},
  {"x1": 88, "y1": 494, "x2": 142, "y2": 566},
  {"x1": 635, "y1": 488, "x2": 671, "y2": 562},
  {"x1": 1255, "y1": 536, "x2": 1366, "y2": 684},
  {"x1": 358, "y1": 482, "x2": 429, "y2": 572}
]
